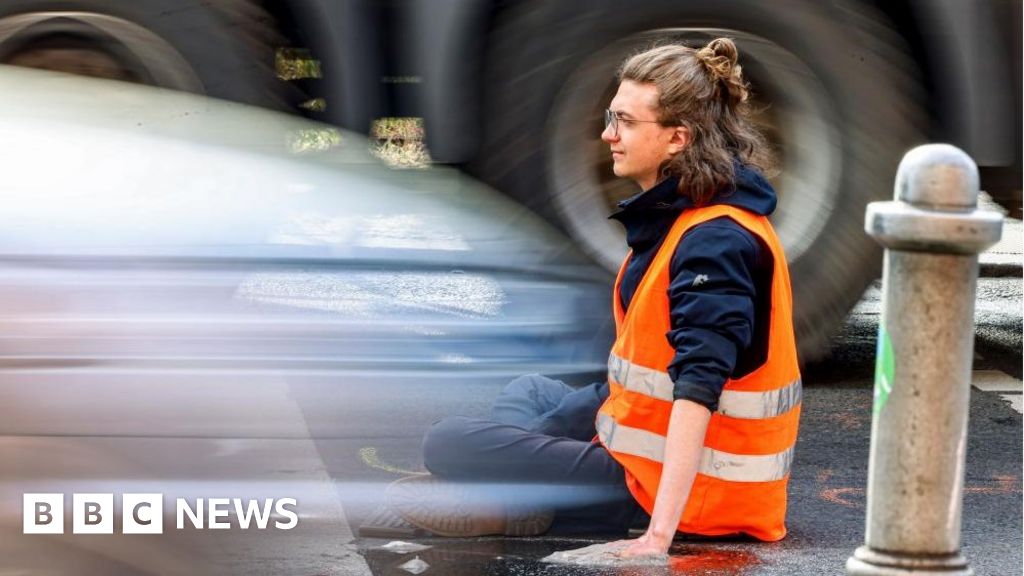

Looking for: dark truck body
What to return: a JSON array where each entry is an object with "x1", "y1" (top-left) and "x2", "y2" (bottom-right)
[
  {"x1": 0, "y1": 0, "x2": 1018, "y2": 357},
  {"x1": 278, "y1": 0, "x2": 1020, "y2": 186},
  {"x1": 275, "y1": 0, "x2": 1021, "y2": 357}
]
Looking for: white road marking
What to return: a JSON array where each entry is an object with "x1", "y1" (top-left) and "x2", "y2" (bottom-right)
[
  {"x1": 1001, "y1": 394, "x2": 1023, "y2": 414},
  {"x1": 972, "y1": 370, "x2": 1023, "y2": 393},
  {"x1": 971, "y1": 370, "x2": 1023, "y2": 415},
  {"x1": 359, "y1": 446, "x2": 428, "y2": 476},
  {"x1": 978, "y1": 217, "x2": 1022, "y2": 267}
]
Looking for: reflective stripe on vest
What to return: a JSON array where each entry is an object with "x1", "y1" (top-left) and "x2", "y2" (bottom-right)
[
  {"x1": 601, "y1": 206, "x2": 800, "y2": 540},
  {"x1": 596, "y1": 412, "x2": 794, "y2": 482},
  {"x1": 607, "y1": 353, "x2": 802, "y2": 419}
]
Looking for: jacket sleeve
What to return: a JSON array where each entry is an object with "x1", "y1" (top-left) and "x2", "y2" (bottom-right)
[{"x1": 666, "y1": 218, "x2": 760, "y2": 411}]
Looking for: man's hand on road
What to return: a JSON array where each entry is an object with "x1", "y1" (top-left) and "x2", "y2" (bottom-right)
[
  {"x1": 612, "y1": 531, "x2": 672, "y2": 558},
  {"x1": 541, "y1": 538, "x2": 668, "y2": 567}
]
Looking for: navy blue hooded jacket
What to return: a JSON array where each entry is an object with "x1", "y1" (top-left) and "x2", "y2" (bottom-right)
[{"x1": 609, "y1": 163, "x2": 777, "y2": 411}]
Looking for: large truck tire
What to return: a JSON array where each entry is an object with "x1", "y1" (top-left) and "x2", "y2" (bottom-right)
[
  {"x1": 471, "y1": 0, "x2": 926, "y2": 362},
  {"x1": 0, "y1": 0, "x2": 295, "y2": 109}
]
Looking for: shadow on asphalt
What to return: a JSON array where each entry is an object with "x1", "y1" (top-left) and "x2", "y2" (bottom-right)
[
  {"x1": 353, "y1": 379, "x2": 1022, "y2": 575},
  {"x1": 361, "y1": 537, "x2": 762, "y2": 575}
]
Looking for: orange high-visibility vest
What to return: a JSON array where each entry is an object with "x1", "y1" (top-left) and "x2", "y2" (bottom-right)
[{"x1": 596, "y1": 204, "x2": 801, "y2": 542}]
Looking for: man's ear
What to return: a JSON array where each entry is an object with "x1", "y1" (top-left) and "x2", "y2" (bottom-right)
[{"x1": 667, "y1": 125, "x2": 691, "y2": 155}]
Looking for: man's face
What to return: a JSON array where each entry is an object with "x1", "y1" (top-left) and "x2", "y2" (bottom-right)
[{"x1": 601, "y1": 80, "x2": 687, "y2": 191}]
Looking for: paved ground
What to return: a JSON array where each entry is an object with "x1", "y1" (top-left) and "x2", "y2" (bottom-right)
[
  {"x1": 346, "y1": 249, "x2": 1023, "y2": 576},
  {"x1": 1, "y1": 225, "x2": 1019, "y2": 575},
  {"x1": 350, "y1": 374, "x2": 1021, "y2": 576}
]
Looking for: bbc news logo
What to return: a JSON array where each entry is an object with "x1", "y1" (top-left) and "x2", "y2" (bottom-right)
[{"x1": 24, "y1": 494, "x2": 298, "y2": 534}]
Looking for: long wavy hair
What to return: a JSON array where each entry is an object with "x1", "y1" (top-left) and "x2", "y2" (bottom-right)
[{"x1": 618, "y1": 38, "x2": 778, "y2": 204}]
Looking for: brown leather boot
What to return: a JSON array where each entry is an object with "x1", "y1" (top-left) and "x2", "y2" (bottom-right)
[{"x1": 385, "y1": 475, "x2": 553, "y2": 537}]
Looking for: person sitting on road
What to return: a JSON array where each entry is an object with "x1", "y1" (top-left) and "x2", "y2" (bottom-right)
[{"x1": 385, "y1": 37, "x2": 801, "y2": 558}]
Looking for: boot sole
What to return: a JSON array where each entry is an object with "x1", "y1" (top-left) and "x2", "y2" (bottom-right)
[{"x1": 386, "y1": 476, "x2": 553, "y2": 537}]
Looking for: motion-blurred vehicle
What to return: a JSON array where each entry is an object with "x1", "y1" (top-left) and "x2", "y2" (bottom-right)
[
  {"x1": 0, "y1": 65, "x2": 612, "y2": 573},
  {"x1": 0, "y1": 1, "x2": 1019, "y2": 358}
]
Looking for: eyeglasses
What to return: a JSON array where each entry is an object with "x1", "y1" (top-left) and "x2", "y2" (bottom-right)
[{"x1": 604, "y1": 109, "x2": 662, "y2": 137}]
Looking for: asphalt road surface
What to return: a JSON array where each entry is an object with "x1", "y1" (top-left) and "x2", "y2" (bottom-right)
[
  {"x1": 345, "y1": 275, "x2": 1023, "y2": 576},
  {"x1": 2, "y1": 267, "x2": 1019, "y2": 576}
]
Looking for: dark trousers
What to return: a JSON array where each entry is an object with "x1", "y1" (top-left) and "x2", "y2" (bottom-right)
[{"x1": 422, "y1": 374, "x2": 646, "y2": 535}]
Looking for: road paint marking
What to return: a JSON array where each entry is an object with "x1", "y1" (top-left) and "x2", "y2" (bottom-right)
[
  {"x1": 965, "y1": 475, "x2": 1021, "y2": 495},
  {"x1": 972, "y1": 370, "x2": 1023, "y2": 392},
  {"x1": 825, "y1": 412, "x2": 865, "y2": 430},
  {"x1": 1001, "y1": 394, "x2": 1023, "y2": 414},
  {"x1": 971, "y1": 371, "x2": 1023, "y2": 414},
  {"x1": 668, "y1": 548, "x2": 760, "y2": 572},
  {"x1": 359, "y1": 447, "x2": 428, "y2": 476},
  {"x1": 819, "y1": 476, "x2": 1021, "y2": 508},
  {"x1": 820, "y1": 487, "x2": 862, "y2": 508}
]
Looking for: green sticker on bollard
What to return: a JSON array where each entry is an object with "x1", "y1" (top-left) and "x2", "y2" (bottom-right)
[{"x1": 874, "y1": 327, "x2": 895, "y2": 415}]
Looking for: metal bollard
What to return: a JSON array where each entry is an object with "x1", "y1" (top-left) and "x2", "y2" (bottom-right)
[{"x1": 846, "y1": 144, "x2": 1003, "y2": 576}]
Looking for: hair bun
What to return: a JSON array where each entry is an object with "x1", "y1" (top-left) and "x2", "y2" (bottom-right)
[
  {"x1": 696, "y1": 37, "x2": 748, "y2": 105},
  {"x1": 696, "y1": 38, "x2": 737, "y2": 81}
]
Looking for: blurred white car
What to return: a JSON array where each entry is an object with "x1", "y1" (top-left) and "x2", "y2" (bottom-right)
[{"x1": 0, "y1": 66, "x2": 613, "y2": 575}]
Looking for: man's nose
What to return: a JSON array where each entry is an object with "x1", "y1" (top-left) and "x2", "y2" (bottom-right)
[{"x1": 601, "y1": 124, "x2": 617, "y2": 143}]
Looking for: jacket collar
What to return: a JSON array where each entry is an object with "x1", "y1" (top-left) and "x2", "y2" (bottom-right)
[{"x1": 609, "y1": 162, "x2": 778, "y2": 251}]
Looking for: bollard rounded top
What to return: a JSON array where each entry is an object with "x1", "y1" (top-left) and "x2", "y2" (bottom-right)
[{"x1": 894, "y1": 144, "x2": 979, "y2": 209}]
